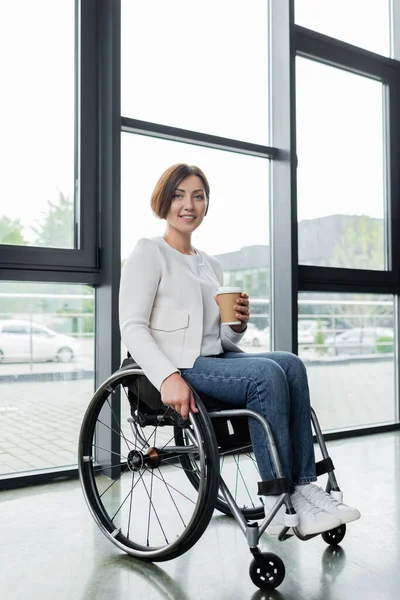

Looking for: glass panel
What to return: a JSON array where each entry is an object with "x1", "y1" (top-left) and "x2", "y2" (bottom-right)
[
  {"x1": 298, "y1": 292, "x2": 395, "y2": 431},
  {"x1": 120, "y1": 132, "x2": 270, "y2": 358},
  {"x1": 0, "y1": 1, "x2": 76, "y2": 248},
  {"x1": 0, "y1": 282, "x2": 94, "y2": 475},
  {"x1": 296, "y1": 58, "x2": 386, "y2": 270},
  {"x1": 295, "y1": 0, "x2": 391, "y2": 57},
  {"x1": 121, "y1": 0, "x2": 269, "y2": 145}
]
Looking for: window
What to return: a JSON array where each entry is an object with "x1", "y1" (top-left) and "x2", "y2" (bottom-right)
[
  {"x1": 0, "y1": 0, "x2": 76, "y2": 248},
  {"x1": 0, "y1": 282, "x2": 95, "y2": 475},
  {"x1": 298, "y1": 292, "x2": 395, "y2": 431},
  {"x1": 296, "y1": 57, "x2": 387, "y2": 270},
  {"x1": 295, "y1": 0, "x2": 391, "y2": 57},
  {"x1": 121, "y1": 0, "x2": 270, "y2": 144}
]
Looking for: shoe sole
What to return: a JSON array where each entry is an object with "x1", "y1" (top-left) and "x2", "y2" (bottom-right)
[
  {"x1": 267, "y1": 525, "x2": 294, "y2": 536},
  {"x1": 296, "y1": 517, "x2": 341, "y2": 536}
]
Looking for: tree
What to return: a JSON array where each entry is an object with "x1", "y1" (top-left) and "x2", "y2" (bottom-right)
[
  {"x1": 32, "y1": 192, "x2": 74, "y2": 248},
  {"x1": 0, "y1": 216, "x2": 27, "y2": 245}
]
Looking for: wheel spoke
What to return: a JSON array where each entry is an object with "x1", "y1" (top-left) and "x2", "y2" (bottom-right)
[
  {"x1": 154, "y1": 466, "x2": 187, "y2": 527},
  {"x1": 148, "y1": 469, "x2": 196, "y2": 505},
  {"x1": 110, "y1": 468, "x2": 147, "y2": 520},
  {"x1": 98, "y1": 463, "x2": 130, "y2": 499},
  {"x1": 106, "y1": 397, "x2": 133, "y2": 453},
  {"x1": 233, "y1": 454, "x2": 256, "y2": 507},
  {"x1": 127, "y1": 471, "x2": 135, "y2": 539},
  {"x1": 139, "y1": 472, "x2": 169, "y2": 546},
  {"x1": 96, "y1": 416, "x2": 137, "y2": 449},
  {"x1": 92, "y1": 443, "x2": 128, "y2": 461}
]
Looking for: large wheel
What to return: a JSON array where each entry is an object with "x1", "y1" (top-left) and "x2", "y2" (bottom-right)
[
  {"x1": 78, "y1": 369, "x2": 220, "y2": 562},
  {"x1": 177, "y1": 428, "x2": 265, "y2": 520}
]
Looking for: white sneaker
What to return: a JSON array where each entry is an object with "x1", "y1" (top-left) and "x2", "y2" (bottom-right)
[
  {"x1": 296, "y1": 484, "x2": 361, "y2": 525},
  {"x1": 291, "y1": 491, "x2": 341, "y2": 536}
]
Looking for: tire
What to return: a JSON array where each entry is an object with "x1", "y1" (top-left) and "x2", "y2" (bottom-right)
[
  {"x1": 321, "y1": 524, "x2": 346, "y2": 546},
  {"x1": 56, "y1": 347, "x2": 74, "y2": 363},
  {"x1": 0, "y1": 349, "x2": 4, "y2": 363},
  {"x1": 252, "y1": 338, "x2": 261, "y2": 347},
  {"x1": 177, "y1": 430, "x2": 265, "y2": 520},
  {"x1": 249, "y1": 552, "x2": 285, "y2": 590},
  {"x1": 78, "y1": 369, "x2": 220, "y2": 562}
]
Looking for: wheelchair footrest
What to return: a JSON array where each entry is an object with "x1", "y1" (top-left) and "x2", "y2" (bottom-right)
[
  {"x1": 315, "y1": 457, "x2": 335, "y2": 476},
  {"x1": 257, "y1": 477, "x2": 291, "y2": 496}
]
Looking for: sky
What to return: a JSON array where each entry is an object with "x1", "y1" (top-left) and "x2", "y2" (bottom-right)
[{"x1": 0, "y1": 0, "x2": 394, "y2": 261}]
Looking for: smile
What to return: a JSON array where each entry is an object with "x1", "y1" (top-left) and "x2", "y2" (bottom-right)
[{"x1": 179, "y1": 215, "x2": 196, "y2": 221}]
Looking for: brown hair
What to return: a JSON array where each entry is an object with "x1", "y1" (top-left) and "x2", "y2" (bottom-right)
[{"x1": 151, "y1": 164, "x2": 210, "y2": 219}]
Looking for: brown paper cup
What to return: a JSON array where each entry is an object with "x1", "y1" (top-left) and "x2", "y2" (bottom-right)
[{"x1": 216, "y1": 287, "x2": 242, "y2": 325}]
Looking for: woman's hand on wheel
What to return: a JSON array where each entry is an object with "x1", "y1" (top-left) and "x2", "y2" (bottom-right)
[{"x1": 160, "y1": 373, "x2": 198, "y2": 420}]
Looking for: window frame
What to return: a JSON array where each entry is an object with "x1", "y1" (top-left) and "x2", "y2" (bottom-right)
[
  {"x1": 295, "y1": 25, "x2": 400, "y2": 291},
  {"x1": 0, "y1": 0, "x2": 99, "y2": 278}
]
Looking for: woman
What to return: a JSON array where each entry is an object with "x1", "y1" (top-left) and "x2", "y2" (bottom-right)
[{"x1": 119, "y1": 163, "x2": 360, "y2": 536}]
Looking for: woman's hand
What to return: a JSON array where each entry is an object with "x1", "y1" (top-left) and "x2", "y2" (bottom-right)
[
  {"x1": 230, "y1": 292, "x2": 250, "y2": 334},
  {"x1": 160, "y1": 372, "x2": 198, "y2": 420}
]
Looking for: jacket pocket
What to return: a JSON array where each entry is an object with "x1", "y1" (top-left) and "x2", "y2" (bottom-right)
[{"x1": 149, "y1": 308, "x2": 189, "y2": 332}]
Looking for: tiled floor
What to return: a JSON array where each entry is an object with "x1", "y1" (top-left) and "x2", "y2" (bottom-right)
[{"x1": 1, "y1": 431, "x2": 400, "y2": 600}]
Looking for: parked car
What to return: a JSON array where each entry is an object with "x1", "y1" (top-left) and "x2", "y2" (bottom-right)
[
  {"x1": 325, "y1": 327, "x2": 394, "y2": 356},
  {"x1": 0, "y1": 319, "x2": 81, "y2": 363},
  {"x1": 241, "y1": 323, "x2": 269, "y2": 347},
  {"x1": 298, "y1": 322, "x2": 315, "y2": 347}
]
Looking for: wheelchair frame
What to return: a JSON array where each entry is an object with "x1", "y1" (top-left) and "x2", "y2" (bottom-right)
[{"x1": 78, "y1": 363, "x2": 346, "y2": 591}]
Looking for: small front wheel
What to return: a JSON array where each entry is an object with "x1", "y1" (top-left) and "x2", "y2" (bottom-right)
[
  {"x1": 249, "y1": 552, "x2": 285, "y2": 590},
  {"x1": 321, "y1": 524, "x2": 346, "y2": 546}
]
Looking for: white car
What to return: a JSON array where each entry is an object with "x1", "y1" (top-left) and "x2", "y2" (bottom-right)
[
  {"x1": 298, "y1": 322, "x2": 315, "y2": 347},
  {"x1": 0, "y1": 319, "x2": 80, "y2": 363},
  {"x1": 241, "y1": 323, "x2": 270, "y2": 348},
  {"x1": 325, "y1": 327, "x2": 394, "y2": 356}
]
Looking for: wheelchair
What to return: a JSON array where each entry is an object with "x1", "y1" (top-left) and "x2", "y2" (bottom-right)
[{"x1": 78, "y1": 357, "x2": 347, "y2": 591}]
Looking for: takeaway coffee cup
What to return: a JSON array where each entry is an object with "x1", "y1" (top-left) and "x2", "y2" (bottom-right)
[{"x1": 216, "y1": 287, "x2": 243, "y2": 325}]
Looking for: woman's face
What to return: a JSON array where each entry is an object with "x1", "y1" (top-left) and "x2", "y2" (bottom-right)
[{"x1": 165, "y1": 174, "x2": 207, "y2": 234}]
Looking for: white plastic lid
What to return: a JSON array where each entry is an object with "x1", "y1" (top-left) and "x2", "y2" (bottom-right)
[{"x1": 216, "y1": 286, "x2": 243, "y2": 295}]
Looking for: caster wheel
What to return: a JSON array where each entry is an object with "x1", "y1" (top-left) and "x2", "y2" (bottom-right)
[
  {"x1": 321, "y1": 524, "x2": 346, "y2": 546},
  {"x1": 249, "y1": 552, "x2": 285, "y2": 590}
]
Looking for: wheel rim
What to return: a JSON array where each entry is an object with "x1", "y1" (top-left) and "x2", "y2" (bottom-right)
[
  {"x1": 79, "y1": 372, "x2": 218, "y2": 559},
  {"x1": 250, "y1": 554, "x2": 285, "y2": 590}
]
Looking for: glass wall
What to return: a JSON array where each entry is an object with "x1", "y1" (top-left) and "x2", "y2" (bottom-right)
[
  {"x1": 0, "y1": 282, "x2": 94, "y2": 475},
  {"x1": 298, "y1": 292, "x2": 396, "y2": 431},
  {"x1": 0, "y1": 0, "x2": 76, "y2": 249},
  {"x1": 296, "y1": 57, "x2": 387, "y2": 270}
]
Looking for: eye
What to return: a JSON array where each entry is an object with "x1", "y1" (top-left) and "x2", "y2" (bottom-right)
[
  {"x1": 172, "y1": 193, "x2": 182, "y2": 199},
  {"x1": 194, "y1": 194, "x2": 204, "y2": 200}
]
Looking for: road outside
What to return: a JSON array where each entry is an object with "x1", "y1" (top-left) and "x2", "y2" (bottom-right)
[{"x1": 0, "y1": 340, "x2": 395, "y2": 475}]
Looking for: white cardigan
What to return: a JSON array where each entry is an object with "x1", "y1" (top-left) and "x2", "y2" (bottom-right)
[{"x1": 119, "y1": 237, "x2": 244, "y2": 390}]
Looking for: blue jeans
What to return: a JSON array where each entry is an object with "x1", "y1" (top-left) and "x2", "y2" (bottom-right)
[{"x1": 180, "y1": 351, "x2": 317, "y2": 492}]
